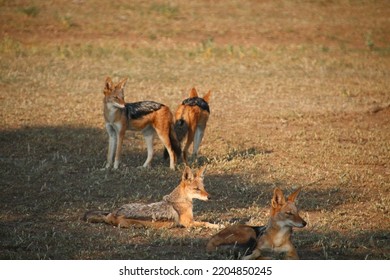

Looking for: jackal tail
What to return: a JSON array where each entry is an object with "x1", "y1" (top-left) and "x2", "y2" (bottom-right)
[
  {"x1": 169, "y1": 123, "x2": 182, "y2": 159},
  {"x1": 173, "y1": 119, "x2": 189, "y2": 142},
  {"x1": 164, "y1": 120, "x2": 186, "y2": 159}
]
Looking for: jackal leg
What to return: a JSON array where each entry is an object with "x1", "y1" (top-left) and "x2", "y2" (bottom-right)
[
  {"x1": 285, "y1": 246, "x2": 299, "y2": 260},
  {"x1": 182, "y1": 129, "x2": 195, "y2": 165},
  {"x1": 105, "y1": 124, "x2": 117, "y2": 168},
  {"x1": 242, "y1": 248, "x2": 262, "y2": 260},
  {"x1": 142, "y1": 126, "x2": 155, "y2": 168},
  {"x1": 193, "y1": 126, "x2": 205, "y2": 158},
  {"x1": 155, "y1": 127, "x2": 176, "y2": 170},
  {"x1": 114, "y1": 124, "x2": 125, "y2": 169},
  {"x1": 191, "y1": 221, "x2": 219, "y2": 229}
]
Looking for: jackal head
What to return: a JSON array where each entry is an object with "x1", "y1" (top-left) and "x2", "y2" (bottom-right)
[
  {"x1": 103, "y1": 77, "x2": 127, "y2": 109},
  {"x1": 270, "y1": 188, "x2": 307, "y2": 228},
  {"x1": 181, "y1": 165, "x2": 210, "y2": 201}
]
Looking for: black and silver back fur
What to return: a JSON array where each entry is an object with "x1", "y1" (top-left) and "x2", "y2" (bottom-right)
[
  {"x1": 182, "y1": 97, "x2": 210, "y2": 113},
  {"x1": 125, "y1": 101, "x2": 164, "y2": 119}
]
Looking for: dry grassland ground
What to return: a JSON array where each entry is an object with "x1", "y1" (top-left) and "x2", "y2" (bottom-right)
[{"x1": 0, "y1": 0, "x2": 389, "y2": 260}]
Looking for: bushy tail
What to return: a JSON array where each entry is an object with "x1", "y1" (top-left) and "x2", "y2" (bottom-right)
[
  {"x1": 174, "y1": 119, "x2": 189, "y2": 142},
  {"x1": 169, "y1": 122, "x2": 182, "y2": 159},
  {"x1": 83, "y1": 210, "x2": 110, "y2": 223},
  {"x1": 164, "y1": 119, "x2": 187, "y2": 159}
]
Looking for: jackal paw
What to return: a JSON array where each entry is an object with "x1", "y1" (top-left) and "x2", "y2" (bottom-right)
[
  {"x1": 242, "y1": 255, "x2": 253, "y2": 260},
  {"x1": 141, "y1": 162, "x2": 152, "y2": 168},
  {"x1": 169, "y1": 165, "x2": 176, "y2": 171},
  {"x1": 207, "y1": 223, "x2": 222, "y2": 229}
]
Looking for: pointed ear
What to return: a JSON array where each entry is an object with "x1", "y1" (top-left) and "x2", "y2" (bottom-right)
[
  {"x1": 203, "y1": 90, "x2": 211, "y2": 103},
  {"x1": 116, "y1": 77, "x2": 128, "y2": 90},
  {"x1": 182, "y1": 165, "x2": 194, "y2": 181},
  {"x1": 189, "y1": 87, "x2": 198, "y2": 98},
  {"x1": 104, "y1": 77, "x2": 113, "y2": 94},
  {"x1": 196, "y1": 165, "x2": 207, "y2": 179},
  {"x1": 287, "y1": 187, "x2": 302, "y2": 202},
  {"x1": 271, "y1": 188, "x2": 286, "y2": 208}
]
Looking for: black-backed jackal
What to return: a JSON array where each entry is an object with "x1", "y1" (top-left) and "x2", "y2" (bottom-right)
[
  {"x1": 84, "y1": 166, "x2": 219, "y2": 229},
  {"x1": 103, "y1": 77, "x2": 181, "y2": 170},
  {"x1": 207, "y1": 187, "x2": 307, "y2": 259},
  {"x1": 172, "y1": 88, "x2": 211, "y2": 164}
]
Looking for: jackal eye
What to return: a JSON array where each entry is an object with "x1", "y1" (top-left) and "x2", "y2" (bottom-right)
[{"x1": 286, "y1": 211, "x2": 293, "y2": 216}]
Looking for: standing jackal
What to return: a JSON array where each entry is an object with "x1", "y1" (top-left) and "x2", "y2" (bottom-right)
[
  {"x1": 170, "y1": 88, "x2": 211, "y2": 164},
  {"x1": 103, "y1": 77, "x2": 181, "y2": 170},
  {"x1": 207, "y1": 187, "x2": 307, "y2": 259},
  {"x1": 84, "y1": 166, "x2": 219, "y2": 229}
]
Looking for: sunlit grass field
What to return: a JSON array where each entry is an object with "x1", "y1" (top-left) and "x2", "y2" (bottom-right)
[{"x1": 1, "y1": 0, "x2": 389, "y2": 259}]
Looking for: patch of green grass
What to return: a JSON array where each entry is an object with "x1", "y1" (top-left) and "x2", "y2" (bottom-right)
[
  {"x1": 365, "y1": 31, "x2": 375, "y2": 51},
  {"x1": 55, "y1": 13, "x2": 77, "y2": 29},
  {"x1": 0, "y1": 36, "x2": 24, "y2": 56},
  {"x1": 149, "y1": 3, "x2": 179, "y2": 19},
  {"x1": 19, "y1": 5, "x2": 40, "y2": 17}
]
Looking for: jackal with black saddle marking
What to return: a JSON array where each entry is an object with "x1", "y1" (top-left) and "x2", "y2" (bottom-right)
[{"x1": 103, "y1": 77, "x2": 181, "y2": 170}]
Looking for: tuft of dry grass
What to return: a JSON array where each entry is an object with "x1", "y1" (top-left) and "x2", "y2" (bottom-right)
[{"x1": 0, "y1": 0, "x2": 389, "y2": 260}]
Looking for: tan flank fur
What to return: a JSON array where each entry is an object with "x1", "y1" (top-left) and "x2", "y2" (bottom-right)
[
  {"x1": 207, "y1": 187, "x2": 307, "y2": 260},
  {"x1": 174, "y1": 88, "x2": 211, "y2": 164},
  {"x1": 84, "y1": 166, "x2": 219, "y2": 229},
  {"x1": 103, "y1": 77, "x2": 180, "y2": 170}
]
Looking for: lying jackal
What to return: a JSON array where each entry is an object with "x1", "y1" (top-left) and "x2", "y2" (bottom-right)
[
  {"x1": 84, "y1": 166, "x2": 218, "y2": 229},
  {"x1": 207, "y1": 187, "x2": 307, "y2": 259}
]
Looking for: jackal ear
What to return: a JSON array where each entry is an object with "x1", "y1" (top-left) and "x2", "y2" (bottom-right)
[
  {"x1": 116, "y1": 77, "x2": 128, "y2": 90},
  {"x1": 271, "y1": 188, "x2": 286, "y2": 208},
  {"x1": 104, "y1": 77, "x2": 113, "y2": 93},
  {"x1": 189, "y1": 87, "x2": 198, "y2": 98},
  {"x1": 196, "y1": 165, "x2": 207, "y2": 179},
  {"x1": 287, "y1": 187, "x2": 302, "y2": 203},
  {"x1": 203, "y1": 90, "x2": 211, "y2": 103},
  {"x1": 182, "y1": 165, "x2": 194, "y2": 181}
]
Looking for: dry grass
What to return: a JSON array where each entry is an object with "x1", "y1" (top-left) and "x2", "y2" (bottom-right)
[{"x1": 0, "y1": 0, "x2": 389, "y2": 260}]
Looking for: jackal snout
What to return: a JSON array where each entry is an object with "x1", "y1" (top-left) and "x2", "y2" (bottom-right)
[
  {"x1": 193, "y1": 188, "x2": 210, "y2": 201},
  {"x1": 289, "y1": 215, "x2": 307, "y2": 228},
  {"x1": 299, "y1": 217, "x2": 307, "y2": 228},
  {"x1": 203, "y1": 190, "x2": 211, "y2": 201}
]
